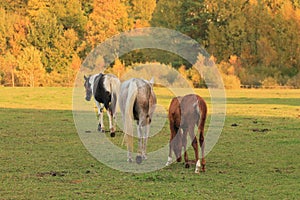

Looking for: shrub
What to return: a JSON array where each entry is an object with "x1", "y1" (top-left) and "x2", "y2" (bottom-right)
[
  {"x1": 261, "y1": 77, "x2": 279, "y2": 88},
  {"x1": 222, "y1": 74, "x2": 241, "y2": 89},
  {"x1": 286, "y1": 73, "x2": 300, "y2": 88}
]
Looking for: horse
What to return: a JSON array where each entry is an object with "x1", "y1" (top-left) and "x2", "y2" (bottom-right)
[
  {"x1": 84, "y1": 73, "x2": 120, "y2": 137},
  {"x1": 119, "y1": 78, "x2": 156, "y2": 164},
  {"x1": 166, "y1": 94, "x2": 207, "y2": 173}
]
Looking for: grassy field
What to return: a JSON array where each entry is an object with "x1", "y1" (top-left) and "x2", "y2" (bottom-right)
[{"x1": 0, "y1": 87, "x2": 299, "y2": 199}]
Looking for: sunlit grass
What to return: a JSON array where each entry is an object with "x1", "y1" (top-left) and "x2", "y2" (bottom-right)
[{"x1": 0, "y1": 87, "x2": 299, "y2": 199}]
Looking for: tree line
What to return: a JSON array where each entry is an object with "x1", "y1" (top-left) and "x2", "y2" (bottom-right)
[{"x1": 0, "y1": 0, "x2": 299, "y2": 88}]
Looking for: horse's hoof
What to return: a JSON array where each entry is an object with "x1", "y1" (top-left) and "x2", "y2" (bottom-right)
[
  {"x1": 185, "y1": 163, "x2": 190, "y2": 168},
  {"x1": 127, "y1": 158, "x2": 133, "y2": 163},
  {"x1": 176, "y1": 157, "x2": 182, "y2": 162},
  {"x1": 142, "y1": 154, "x2": 147, "y2": 160},
  {"x1": 136, "y1": 155, "x2": 142, "y2": 164},
  {"x1": 110, "y1": 132, "x2": 115, "y2": 137}
]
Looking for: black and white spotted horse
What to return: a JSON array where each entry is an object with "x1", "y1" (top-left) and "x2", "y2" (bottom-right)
[{"x1": 84, "y1": 73, "x2": 120, "y2": 137}]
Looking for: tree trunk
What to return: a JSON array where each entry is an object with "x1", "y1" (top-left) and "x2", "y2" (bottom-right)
[{"x1": 11, "y1": 65, "x2": 15, "y2": 87}]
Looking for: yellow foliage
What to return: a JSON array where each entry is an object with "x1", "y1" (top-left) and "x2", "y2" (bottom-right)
[
  {"x1": 227, "y1": 65, "x2": 235, "y2": 75},
  {"x1": 229, "y1": 55, "x2": 238, "y2": 65},
  {"x1": 221, "y1": 74, "x2": 241, "y2": 89},
  {"x1": 17, "y1": 46, "x2": 45, "y2": 87},
  {"x1": 110, "y1": 58, "x2": 126, "y2": 78},
  {"x1": 178, "y1": 65, "x2": 187, "y2": 78},
  {"x1": 71, "y1": 54, "x2": 81, "y2": 71},
  {"x1": 189, "y1": 67, "x2": 201, "y2": 87},
  {"x1": 86, "y1": 0, "x2": 132, "y2": 47}
]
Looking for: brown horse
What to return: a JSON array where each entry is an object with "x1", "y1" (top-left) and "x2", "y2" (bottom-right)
[{"x1": 166, "y1": 94, "x2": 207, "y2": 173}]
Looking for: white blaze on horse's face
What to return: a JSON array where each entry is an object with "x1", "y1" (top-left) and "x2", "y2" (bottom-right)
[{"x1": 84, "y1": 75, "x2": 92, "y2": 101}]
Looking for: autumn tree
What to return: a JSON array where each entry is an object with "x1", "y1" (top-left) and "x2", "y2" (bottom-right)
[
  {"x1": 17, "y1": 46, "x2": 44, "y2": 87},
  {"x1": 0, "y1": 0, "x2": 27, "y2": 14},
  {"x1": 26, "y1": 0, "x2": 86, "y2": 86},
  {"x1": 86, "y1": 0, "x2": 132, "y2": 48},
  {"x1": 111, "y1": 58, "x2": 126, "y2": 78},
  {"x1": 0, "y1": 0, "x2": 299, "y2": 87},
  {"x1": 0, "y1": 8, "x2": 29, "y2": 86}
]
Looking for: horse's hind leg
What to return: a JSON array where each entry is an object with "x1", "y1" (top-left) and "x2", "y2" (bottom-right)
[
  {"x1": 199, "y1": 128, "x2": 206, "y2": 172},
  {"x1": 142, "y1": 124, "x2": 150, "y2": 160},
  {"x1": 182, "y1": 129, "x2": 189, "y2": 168},
  {"x1": 107, "y1": 109, "x2": 115, "y2": 137},
  {"x1": 136, "y1": 124, "x2": 143, "y2": 164},
  {"x1": 96, "y1": 102, "x2": 105, "y2": 132},
  {"x1": 166, "y1": 123, "x2": 179, "y2": 166},
  {"x1": 198, "y1": 100, "x2": 207, "y2": 172},
  {"x1": 124, "y1": 134, "x2": 133, "y2": 162},
  {"x1": 189, "y1": 127, "x2": 200, "y2": 173}
]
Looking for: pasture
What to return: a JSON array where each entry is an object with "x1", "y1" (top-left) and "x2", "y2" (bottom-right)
[{"x1": 0, "y1": 87, "x2": 299, "y2": 199}]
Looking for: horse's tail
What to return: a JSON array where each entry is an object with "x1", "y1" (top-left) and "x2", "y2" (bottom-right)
[
  {"x1": 110, "y1": 77, "x2": 121, "y2": 114},
  {"x1": 123, "y1": 81, "x2": 138, "y2": 152},
  {"x1": 195, "y1": 97, "x2": 207, "y2": 134}
]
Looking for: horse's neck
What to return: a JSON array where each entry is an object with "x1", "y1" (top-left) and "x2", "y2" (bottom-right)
[{"x1": 92, "y1": 74, "x2": 102, "y2": 95}]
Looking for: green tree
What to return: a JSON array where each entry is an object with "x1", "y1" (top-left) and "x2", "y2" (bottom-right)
[
  {"x1": 179, "y1": 0, "x2": 209, "y2": 45},
  {"x1": 206, "y1": 0, "x2": 249, "y2": 61},
  {"x1": 27, "y1": 4, "x2": 63, "y2": 73},
  {"x1": 51, "y1": 0, "x2": 87, "y2": 39},
  {"x1": 151, "y1": 0, "x2": 182, "y2": 29},
  {"x1": 129, "y1": 0, "x2": 156, "y2": 27},
  {"x1": 47, "y1": 28, "x2": 80, "y2": 86}
]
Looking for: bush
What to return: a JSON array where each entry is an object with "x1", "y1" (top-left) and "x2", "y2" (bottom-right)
[
  {"x1": 222, "y1": 74, "x2": 241, "y2": 89},
  {"x1": 261, "y1": 77, "x2": 279, "y2": 88},
  {"x1": 286, "y1": 73, "x2": 300, "y2": 88}
]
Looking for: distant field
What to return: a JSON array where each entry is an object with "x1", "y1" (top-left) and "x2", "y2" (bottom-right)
[{"x1": 0, "y1": 87, "x2": 299, "y2": 199}]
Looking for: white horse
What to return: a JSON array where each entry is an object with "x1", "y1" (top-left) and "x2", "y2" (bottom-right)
[
  {"x1": 84, "y1": 73, "x2": 120, "y2": 137},
  {"x1": 119, "y1": 78, "x2": 157, "y2": 163}
]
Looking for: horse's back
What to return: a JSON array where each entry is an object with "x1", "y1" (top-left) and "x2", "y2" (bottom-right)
[
  {"x1": 120, "y1": 78, "x2": 156, "y2": 125},
  {"x1": 120, "y1": 78, "x2": 154, "y2": 106},
  {"x1": 94, "y1": 74, "x2": 110, "y2": 107},
  {"x1": 94, "y1": 73, "x2": 120, "y2": 109}
]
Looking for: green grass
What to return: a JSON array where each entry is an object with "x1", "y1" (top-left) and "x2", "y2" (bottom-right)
[{"x1": 0, "y1": 87, "x2": 299, "y2": 199}]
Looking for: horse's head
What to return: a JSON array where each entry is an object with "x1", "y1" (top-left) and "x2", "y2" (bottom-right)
[{"x1": 84, "y1": 75, "x2": 92, "y2": 101}]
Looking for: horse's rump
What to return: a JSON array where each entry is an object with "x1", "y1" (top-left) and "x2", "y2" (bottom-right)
[
  {"x1": 180, "y1": 94, "x2": 207, "y2": 128},
  {"x1": 168, "y1": 96, "x2": 182, "y2": 129}
]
